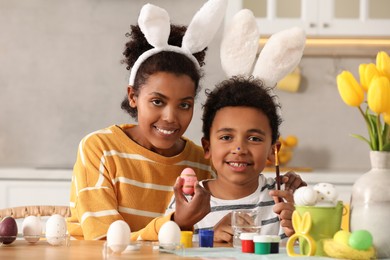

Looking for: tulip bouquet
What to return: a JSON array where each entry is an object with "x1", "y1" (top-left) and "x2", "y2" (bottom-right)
[{"x1": 337, "y1": 51, "x2": 390, "y2": 151}]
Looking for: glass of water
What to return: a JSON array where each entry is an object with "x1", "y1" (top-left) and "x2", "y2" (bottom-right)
[{"x1": 231, "y1": 209, "x2": 262, "y2": 248}]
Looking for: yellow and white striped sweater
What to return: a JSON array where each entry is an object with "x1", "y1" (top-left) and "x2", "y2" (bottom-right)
[{"x1": 67, "y1": 124, "x2": 213, "y2": 241}]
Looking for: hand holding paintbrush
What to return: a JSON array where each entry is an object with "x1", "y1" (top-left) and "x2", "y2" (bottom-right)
[{"x1": 274, "y1": 143, "x2": 282, "y2": 203}]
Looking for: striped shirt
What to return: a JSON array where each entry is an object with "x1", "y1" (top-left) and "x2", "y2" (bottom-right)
[
  {"x1": 67, "y1": 124, "x2": 213, "y2": 241},
  {"x1": 167, "y1": 174, "x2": 284, "y2": 238}
]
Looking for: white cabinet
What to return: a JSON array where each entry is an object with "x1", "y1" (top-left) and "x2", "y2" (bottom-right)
[
  {"x1": 0, "y1": 168, "x2": 360, "y2": 209},
  {"x1": 227, "y1": 0, "x2": 390, "y2": 37},
  {"x1": 0, "y1": 169, "x2": 71, "y2": 209}
]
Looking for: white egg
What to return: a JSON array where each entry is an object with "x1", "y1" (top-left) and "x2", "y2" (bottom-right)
[
  {"x1": 313, "y1": 182, "x2": 338, "y2": 206},
  {"x1": 107, "y1": 220, "x2": 131, "y2": 253},
  {"x1": 294, "y1": 186, "x2": 317, "y2": 206},
  {"x1": 22, "y1": 216, "x2": 42, "y2": 243},
  {"x1": 158, "y1": 221, "x2": 181, "y2": 245},
  {"x1": 45, "y1": 214, "x2": 67, "y2": 246}
]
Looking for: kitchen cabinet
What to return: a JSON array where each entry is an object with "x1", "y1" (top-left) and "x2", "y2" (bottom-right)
[
  {"x1": 227, "y1": 0, "x2": 390, "y2": 37},
  {"x1": 0, "y1": 169, "x2": 71, "y2": 209},
  {"x1": 0, "y1": 168, "x2": 360, "y2": 209}
]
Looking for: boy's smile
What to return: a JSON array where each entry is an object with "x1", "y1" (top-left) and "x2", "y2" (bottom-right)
[{"x1": 202, "y1": 106, "x2": 275, "y2": 199}]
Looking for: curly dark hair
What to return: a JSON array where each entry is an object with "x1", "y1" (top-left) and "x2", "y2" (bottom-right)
[
  {"x1": 202, "y1": 76, "x2": 282, "y2": 144},
  {"x1": 120, "y1": 24, "x2": 207, "y2": 119}
]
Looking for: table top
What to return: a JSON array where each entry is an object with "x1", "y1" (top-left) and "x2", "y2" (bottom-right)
[
  {"x1": 0, "y1": 240, "x2": 192, "y2": 260},
  {"x1": 0, "y1": 239, "x2": 333, "y2": 260}
]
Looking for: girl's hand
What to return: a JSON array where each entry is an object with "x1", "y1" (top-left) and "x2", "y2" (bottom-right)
[
  {"x1": 213, "y1": 213, "x2": 233, "y2": 243},
  {"x1": 270, "y1": 189, "x2": 295, "y2": 237},
  {"x1": 172, "y1": 177, "x2": 211, "y2": 230},
  {"x1": 280, "y1": 171, "x2": 307, "y2": 191}
]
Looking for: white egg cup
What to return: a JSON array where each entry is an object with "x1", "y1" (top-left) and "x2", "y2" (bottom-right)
[
  {"x1": 102, "y1": 241, "x2": 184, "y2": 259},
  {"x1": 1, "y1": 233, "x2": 70, "y2": 247}
]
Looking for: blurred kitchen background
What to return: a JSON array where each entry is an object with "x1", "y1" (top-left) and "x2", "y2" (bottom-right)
[{"x1": 1, "y1": 0, "x2": 390, "y2": 172}]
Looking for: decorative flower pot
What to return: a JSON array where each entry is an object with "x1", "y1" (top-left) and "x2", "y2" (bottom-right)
[{"x1": 350, "y1": 151, "x2": 390, "y2": 259}]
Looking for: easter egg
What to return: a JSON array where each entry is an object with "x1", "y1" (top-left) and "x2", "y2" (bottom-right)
[
  {"x1": 0, "y1": 216, "x2": 18, "y2": 244},
  {"x1": 180, "y1": 168, "x2": 197, "y2": 195},
  {"x1": 158, "y1": 221, "x2": 181, "y2": 245},
  {"x1": 293, "y1": 186, "x2": 317, "y2": 206},
  {"x1": 22, "y1": 215, "x2": 42, "y2": 243},
  {"x1": 107, "y1": 220, "x2": 131, "y2": 253},
  {"x1": 348, "y1": 230, "x2": 373, "y2": 250},
  {"x1": 313, "y1": 183, "x2": 338, "y2": 206},
  {"x1": 333, "y1": 230, "x2": 351, "y2": 246},
  {"x1": 45, "y1": 214, "x2": 67, "y2": 246}
]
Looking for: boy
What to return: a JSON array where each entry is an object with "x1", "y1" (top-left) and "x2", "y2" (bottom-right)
[{"x1": 169, "y1": 76, "x2": 304, "y2": 244}]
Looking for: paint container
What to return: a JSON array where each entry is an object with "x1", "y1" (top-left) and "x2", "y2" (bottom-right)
[
  {"x1": 253, "y1": 235, "x2": 272, "y2": 255},
  {"x1": 269, "y1": 235, "x2": 281, "y2": 253},
  {"x1": 239, "y1": 233, "x2": 256, "y2": 253},
  {"x1": 198, "y1": 229, "x2": 214, "y2": 247},
  {"x1": 180, "y1": 231, "x2": 193, "y2": 248}
]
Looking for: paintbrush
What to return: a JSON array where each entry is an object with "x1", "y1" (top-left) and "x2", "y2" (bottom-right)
[{"x1": 275, "y1": 144, "x2": 282, "y2": 203}]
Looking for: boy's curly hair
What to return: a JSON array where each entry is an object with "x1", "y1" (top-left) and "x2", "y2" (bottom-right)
[
  {"x1": 120, "y1": 25, "x2": 207, "y2": 119},
  {"x1": 202, "y1": 76, "x2": 282, "y2": 144}
]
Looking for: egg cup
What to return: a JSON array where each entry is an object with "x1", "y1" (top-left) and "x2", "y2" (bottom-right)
[
  {"x1": 0, "y1": 235, "x2": 17, "y2": 246},
  {"x1": 45, "y1": 233, "x2": 70, "y2": 247},
  {"x1": 102, "y1": 241, "x2": 160, "y2": 259},
  {"x1": 23, "y1": 234, "x2": 41, "y2": 244},
  {"x1": 159, "y1": 242, "x2": 184, "y2": 254}
]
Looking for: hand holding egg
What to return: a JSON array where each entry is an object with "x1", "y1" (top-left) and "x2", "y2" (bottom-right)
[{"x1": 180, "y1": 168, "x2": 198, "y2": 195}]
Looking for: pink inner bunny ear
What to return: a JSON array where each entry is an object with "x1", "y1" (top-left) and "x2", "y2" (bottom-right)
[
  {"x1": 182, "y1": 0, "x2": 227, "y2": 54},
  {"x1": 253, "y1": 27, "x2": 306, "y2": 87},
  {"x1": 220, "y1": 9, "x2": 260, "y2": 78},
  {"x1": 138, "y1": 4, "x2": 170, "y2": 48}
]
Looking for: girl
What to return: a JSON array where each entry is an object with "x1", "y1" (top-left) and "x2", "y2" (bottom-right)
[{"x1": 67, "y1": 1, "x2": 227, "y2": 241}]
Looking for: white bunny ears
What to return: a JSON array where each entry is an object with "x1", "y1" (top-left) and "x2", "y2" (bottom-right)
[
  {"x1": 221, "y1": 9, "x2": 306, "y2": 84},
  {"x1": 129, "y1": 0, "x2": 227, "y2": 86},
  {"x1": 220, "y1": 9, "x2": 306, "y2": 115}
]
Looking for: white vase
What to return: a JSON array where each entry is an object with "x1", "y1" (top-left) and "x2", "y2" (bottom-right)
[{"x1": 350, "y1": 151, "x2": 390, "y2": 259}]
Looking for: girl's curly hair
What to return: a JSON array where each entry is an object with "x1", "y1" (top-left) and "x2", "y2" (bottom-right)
[
  {"x1": 202, "y1": 76, "x2": 282, "y2": 144},
  {"x1": 120, "y1": 25, "x2": 207, "y2": 119}
]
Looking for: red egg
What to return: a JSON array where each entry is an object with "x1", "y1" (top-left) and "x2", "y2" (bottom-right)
[{"x1": 0, "y1": 216, "x2": 18, "y2": 244}]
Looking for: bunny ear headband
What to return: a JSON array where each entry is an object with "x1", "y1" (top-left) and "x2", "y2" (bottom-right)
[
  {"x1": 129, "y1": 0, "x2": 228, "y2": 86},
  {"x1": 220, "y1": 9, "x2": 306, "y2": 116}
]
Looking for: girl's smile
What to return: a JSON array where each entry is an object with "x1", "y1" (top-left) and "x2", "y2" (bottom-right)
[{"x1": 126, "y1": 72, "x2": 196, "y2": 157}]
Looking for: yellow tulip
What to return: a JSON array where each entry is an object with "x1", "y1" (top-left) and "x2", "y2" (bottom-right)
[
  {"x1": 359, "y1": 63, "x2": 379, "y2": 92},
  {"x1": 367, "y1": 76, "x2": 390, "y2": 114},
  {"x1": 337, "y1": 71, "x2": 364, "y2": 107},
  {"x1": 384, "y1": 112, "x2": 390, "y2": 125},
  {"x1": 376, "y1": 51, "x2": 390, "y2": 78}
]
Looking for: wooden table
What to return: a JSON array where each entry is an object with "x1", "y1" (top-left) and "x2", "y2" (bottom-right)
[
  {"x1": 1, "y1": 239, "x2": 333, "y2": 259},
  {"x1": 0, "y1": 240, "x2": 203, "y2": 260}
]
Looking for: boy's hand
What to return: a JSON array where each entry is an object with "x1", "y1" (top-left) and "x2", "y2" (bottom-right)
[
  {"x1": 279, "y1": 171, "x2": 307, "y2": 191},
  {"x1": 172, "y1": 177, "x2": 211, "y2": 230},
  {"x1": 213, "y1": 213, "x2": 233, "y2": 243},
  {"x1": 269, "y1": 189, "x2": 295, "y2": 237}
]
